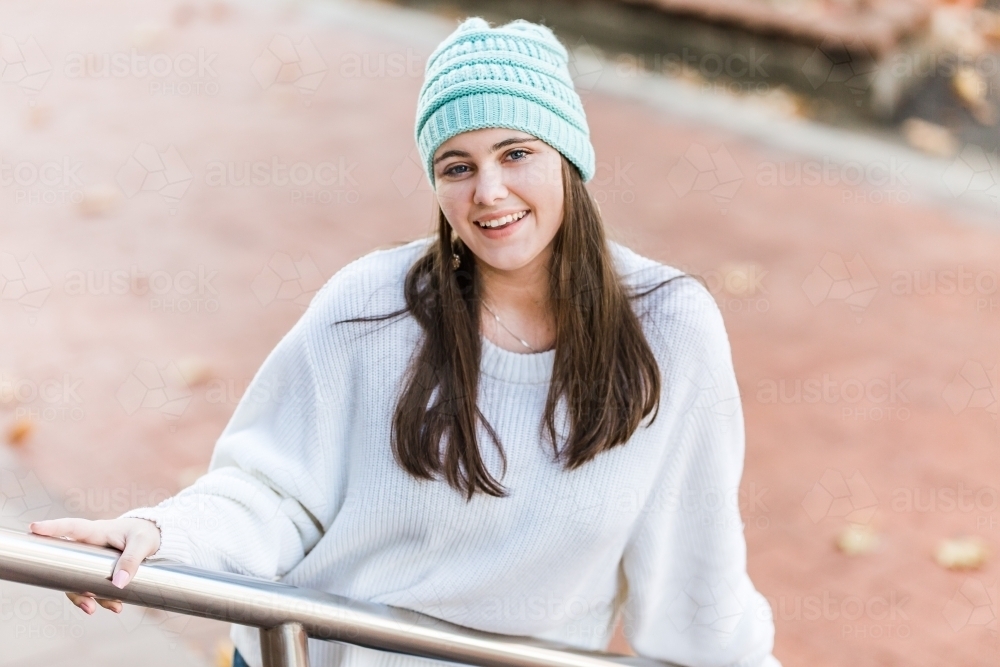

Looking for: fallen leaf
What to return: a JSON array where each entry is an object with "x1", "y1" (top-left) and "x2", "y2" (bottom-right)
[
  {"x1": 716, "y1": 262, "x2": 767, "y2": 297},
  {"x1": 25, "y1": 104, "x2": 51, "y2": 129},
  {"x1": 208, "y1": 2, "x2": 233, "y2": 23},
  {"x1": 836, "y1": 523, "x2": 880, "y2": 556},
  {"x1": 175, "y1": 356, "x2": 213, "y2": 386},
  {"x1": 935, "y1": 536, "x2": 990, "y2": 570},
  {"x1": 953, "y1": 65, "x2": 986, "y2": 107},
  {"x1": 931, "y1": 7, "x2": 989, "y2": 57},
  {"x1": 129, "y1": 23, "x2": 167, "y2": 51},
  {"x1": 7, "y1": 418, "x2": 35, "y2": 446},
  {"x1": 952, "y1": 65, "x2": 998, "y2": 126},
  {"x1": 177, "y1": 465, "x2": 207, "y2": 489},
  {"x1": 214, "y1": 637, "x2": 235, "y2": 667},
  {"x1": 901, "y1": 117, "x2": 958, "y2": 158},
  {"x1": 173, "y1": 3, "x2": 197, "y2": 27},
  {"x1": 76, "y1": 184, "x2": 121, "y2": 217},
  {"x1": 972, "y1": 8, "x2": 1000, "y2": 44},
  {"x1": 0, "y1": 369, "x2": 21, "y2": 406}
]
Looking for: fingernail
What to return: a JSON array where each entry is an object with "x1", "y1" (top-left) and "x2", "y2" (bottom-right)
[
  {"x1": 112, "y1": 570, "x2": 131, "y2": 589},
  {"x1": 83, "y1": 602, "x2": 94, "y2": 614}
]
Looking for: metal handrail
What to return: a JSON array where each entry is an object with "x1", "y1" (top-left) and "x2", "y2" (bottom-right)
[{"x1": 0, "y1": 529, "x2": 679, "y2": 667}]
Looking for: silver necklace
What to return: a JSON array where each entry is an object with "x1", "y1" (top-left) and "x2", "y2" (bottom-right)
[{"x1": 481, "y1": 300, "x2": 541, "y2": 353}]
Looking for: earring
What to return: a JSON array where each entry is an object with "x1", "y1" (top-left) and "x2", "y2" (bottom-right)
[{"x1": 450, "y1": 233, "x2": 462, "y2": 270}]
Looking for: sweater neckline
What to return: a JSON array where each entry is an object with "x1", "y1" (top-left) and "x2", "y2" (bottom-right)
[{"x1": 480, "y1": 334, "x2": 554, "y2": 384}]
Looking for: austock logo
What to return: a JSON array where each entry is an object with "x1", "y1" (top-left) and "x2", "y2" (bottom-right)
[
  {"x1": 0, "y1": 469, "x2": 53, "y2": 525},
  {"x1": 0, "y1": 583, "x2": 88, "y2": 640},
  {"x1": 204, "y1": 156, "x2": 359, "y2": 205},
  {"x1": 667, "y1": 143, "x2": 743, "y2": 214},
  {"x1": 251, "y1": 34, "x2": 327, "y2": 96},
  {"x1": 766, "y1": 590, "x2": 910, "y2": 630},
  {"x1": 338, "y1": 47, "x2": 422, "y2": 79},
  {"x1": 613, "y1": 46, "x2": 771, "y2": 95},
  {"x1": 1, "y1": 156, "x2": 86, "y2": 206},
  {"x1": 116, "y1": 360, "x2": 193, "y2": 425},
  {"x1": 63, "y1": 47, "x2": 220, "y2": 98},
  {"x1": 666, "y1": 575, "x2": 745, "y2": 648},
  {"x1": 63, "y1": 265, "x2": 221, "y2": 314},
  {"x1": 545, "y1": 483, "x2": 608, "y2": 533},
  {"x1": 942, "y1": 361, "x2": 998, "y2": 422},
  {"x1": 391, "y1": 146, "x2": 433, "y2": 198},
  {"x1": 471, "y1": 587, "x2": 624, "y2": 635},
  {"x1": 0, "y1": 252, "x2": 52, "y2": 323},
  {"x1": 251, "y1": 252, "x2": 324, "y2": 308},
  {"x1": 3, "y1": 371, "x2": 86, "y2": 424},
  {"x1": 685, "y1": 357, "x2": 741, "y2": 420},
  {"x1": 943, "y1": 578, "x2": 997, "y2": 637},
  {"x1": 566, "y1": 35, "x2": 603, "y2": 92},
  {"x1": 801, "y1": 468, "x2": 878, "y2": 524},
  {"x1": 754, "y1": 156, "x2": 912, "y2": 206},
  {"x1": 942, "y1": 144, "x2": 1000, "y2": 213},
  {"x1": 116, "y1": 143, "x2": 193, "y2": 213},
  {"x1": 114, "y1": 604, "x2": 191, "y2": 647},
  {"x1": 676, "y1": 261, "x2": 770, "y2": 315},
  {"x1": 0, "y1": 34, "x2": 52, "y2": 93},
  {"x1": 393, "y1": 580, "x2": 472, "y2": 630},
  {"x1": 801, "y1": 252, "x2": 878, "y2": 323},
  {"x1": 756, "y1": 373, "x2": 911, "y2": 423},
  {"x1": 801, "y1": 36, "x2": 876, "y2": 105}
]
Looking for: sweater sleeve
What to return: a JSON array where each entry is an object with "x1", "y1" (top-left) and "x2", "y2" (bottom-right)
[
  {"x1": 618, "y1": 281, "x2": 780, "y2": 667},
  {"x1": 119, "y1": 295, "x2": 337, "y2": 581}
]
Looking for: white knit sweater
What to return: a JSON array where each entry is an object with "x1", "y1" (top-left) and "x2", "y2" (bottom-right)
[{"x1": 121, "y1": 236, "x2": 779, "y2": 667}]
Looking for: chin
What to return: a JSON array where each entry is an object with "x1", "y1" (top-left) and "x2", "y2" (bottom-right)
[{"x1": 474, "y1": 250, "x2": 538, "y2": 273}]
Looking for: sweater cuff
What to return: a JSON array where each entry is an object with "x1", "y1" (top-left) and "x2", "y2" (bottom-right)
[{"x1": 118, "y1": 508, "x2": 194, "y2": 565}]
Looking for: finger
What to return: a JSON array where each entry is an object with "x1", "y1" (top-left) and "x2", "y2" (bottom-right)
[
  {"x1": 66, "y1": 592, "x2": 96, "y2": 615},
  {"x1": 65, "y1": 591, "x2": 88, "y2": 606},
  {"x1": 67, "y1": 590, "x2": 97, "y2": 601},
  {"x1": 29, "y1": 518, "x2": 105, "y2": 545},
  {"x1": 111, "y1": 531, "x2": 157, "y2": 589},
  {"x1": 95, "y1": 598, "x2": 123, "y2": 614}
]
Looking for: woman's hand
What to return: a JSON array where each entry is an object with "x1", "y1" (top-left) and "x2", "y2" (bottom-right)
[{"x1": 28, "y1": 517, "x2": 161, "y2": 615}]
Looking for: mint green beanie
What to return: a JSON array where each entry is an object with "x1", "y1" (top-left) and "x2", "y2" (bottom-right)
[{"x1": 415, "y1": 16, "x2": 596, "y2": 187}]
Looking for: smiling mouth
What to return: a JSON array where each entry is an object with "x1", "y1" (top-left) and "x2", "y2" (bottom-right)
[{"x1": 475, "y1": 209, "x2": 529, "y2": 230}]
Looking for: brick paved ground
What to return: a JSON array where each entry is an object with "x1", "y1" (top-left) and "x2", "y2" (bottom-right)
[{"x1": 1, "y1": 0, "x2": 998, "y2": 665}]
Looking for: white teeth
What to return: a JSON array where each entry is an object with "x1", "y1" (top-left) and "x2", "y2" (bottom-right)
[{"x1": 477, "y1": 210, "x2": 527, "y2": 228}]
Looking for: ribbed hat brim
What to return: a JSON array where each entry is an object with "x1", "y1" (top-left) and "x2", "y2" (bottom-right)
[{"x1": 418, "y1": 92, "x2": 595, "y2": 185}]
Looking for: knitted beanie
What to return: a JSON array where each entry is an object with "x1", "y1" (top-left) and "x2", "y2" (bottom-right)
[{"x1": 415, "y1": 16, "x2": 596, "y2": 187}]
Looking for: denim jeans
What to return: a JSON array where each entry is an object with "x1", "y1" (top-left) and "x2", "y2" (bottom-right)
[{"x1": 233, "y1": 649, "x2": 250, "y2": 667}]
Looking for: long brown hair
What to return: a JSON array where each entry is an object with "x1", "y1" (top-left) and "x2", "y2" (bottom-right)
[{"x1": 336, "y1": 156, "x2": 690, "y2": 500}]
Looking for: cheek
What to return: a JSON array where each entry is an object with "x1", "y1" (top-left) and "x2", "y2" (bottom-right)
[
  {"x1": 535, "y1": 175, "x2": 564, "y2": 228},
  {"x1": 515, "y1": 164, "x2": 562, "y2": 217},
  {"x1": 435, "y1": 188, "x2": 469, "y2": 220},
  {"x1": 542, "y1": 197, "x2": 565, "y2": 234},
  {"x1": 519, "y1": 157, "x2": 562, "y2": 192}
]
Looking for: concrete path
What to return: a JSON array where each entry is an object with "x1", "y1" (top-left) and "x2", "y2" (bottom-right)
[{"x1": 0, "y1": 0, "x2": 997, "y2": 665}]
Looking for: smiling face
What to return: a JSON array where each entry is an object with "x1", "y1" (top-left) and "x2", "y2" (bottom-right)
[{"x1": 432, "y1": 128, "x2": 565, "y2": 276}]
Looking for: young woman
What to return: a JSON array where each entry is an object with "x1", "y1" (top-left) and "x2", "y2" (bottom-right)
[{"x1": 30, "y1": 16, "x2": 780, "y2": 667}]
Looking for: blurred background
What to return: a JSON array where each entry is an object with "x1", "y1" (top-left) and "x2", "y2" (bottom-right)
[{"x1": 1, "y1": 0, "x2": 998, "y2": 665}]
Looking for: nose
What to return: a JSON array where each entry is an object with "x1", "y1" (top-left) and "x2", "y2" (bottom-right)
[{"x1": 473, "y1": 163, "x2": 508, "y2": 207}]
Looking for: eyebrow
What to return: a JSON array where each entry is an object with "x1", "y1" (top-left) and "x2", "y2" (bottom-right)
[{"x1": 433, "y1": 136, "x2": 541, "y2": 167}]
